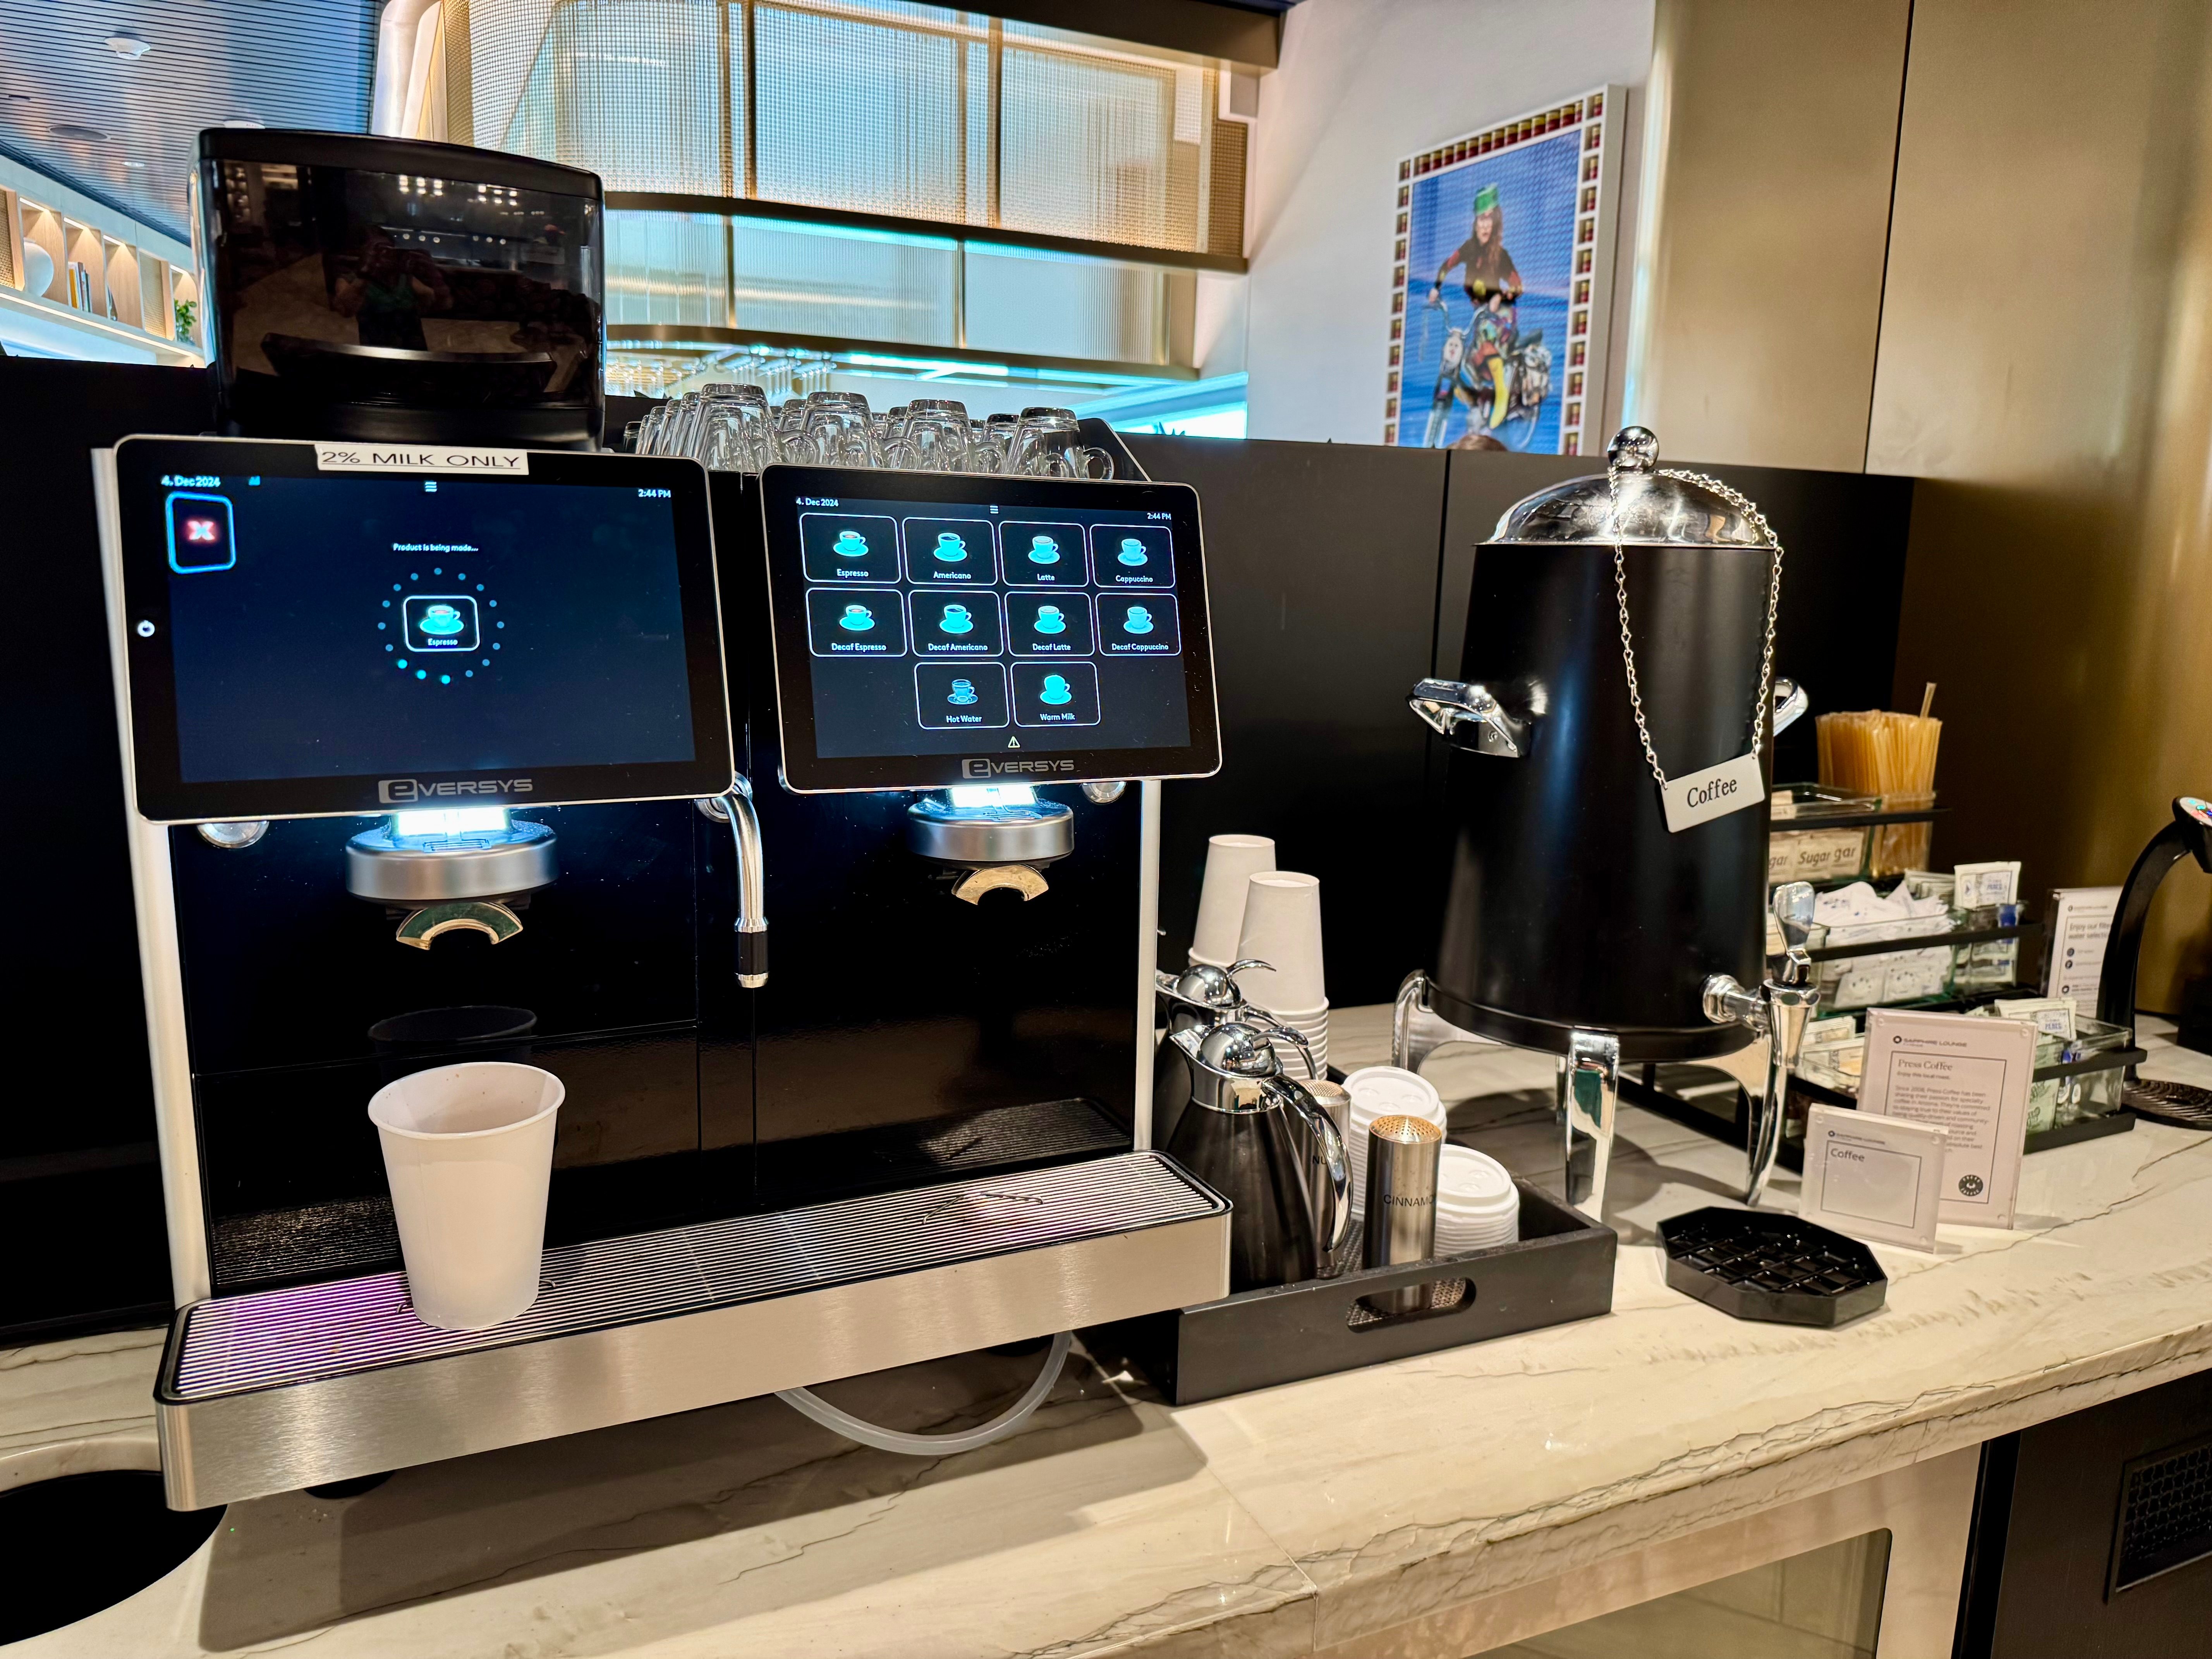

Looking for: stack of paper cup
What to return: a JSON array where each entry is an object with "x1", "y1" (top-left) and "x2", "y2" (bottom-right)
[
  {"x1": 1190, "y1": 834, "x2": 1276, "y2": 967},
  {"x1": 1341, "y1": 1065, "x2": 1447, "y2": 1212},
  {"x1": 1234, "y1": 871, "x2": 1327, "y2": 1074},
  {"x1": 1433, "y1": 1145, "x2": 1520, "y2": 1253}
]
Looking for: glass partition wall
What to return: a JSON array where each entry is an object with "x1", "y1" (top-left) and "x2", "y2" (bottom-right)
[{"x1": 398, "y1": 0, "x2": 1247, "y2": 405}]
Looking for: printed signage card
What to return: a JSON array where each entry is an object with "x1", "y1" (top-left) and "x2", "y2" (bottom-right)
[
  {"x1": 2045, "y1": 886, "x2": 2122, "y2": 1015},
  {"x1": 1799, "y1": 1104, "x2": 1947, "y2": 1253},
  {"x1": 1859, "y1": 1008, "x2": 2035, "y2": 1228}
]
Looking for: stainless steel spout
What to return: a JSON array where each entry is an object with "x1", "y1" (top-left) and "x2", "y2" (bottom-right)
[{"x1": 1702, "y1": 882, "x2": 1821, "y2": 1206}]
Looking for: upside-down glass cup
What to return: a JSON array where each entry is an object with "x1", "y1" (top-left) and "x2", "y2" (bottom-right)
[
  {"x1": 797, "y1": 390, "x2": 881, "y2": 467},
  {"x1": 885, "y1": 397, "x2": 975, "y2": 472},
  {"x1": 692, "y1": 383, "x2": 780, "y2": 472},
  {"x1": 1006, "y1": 407, "x2": 1115, "y2": 479}
]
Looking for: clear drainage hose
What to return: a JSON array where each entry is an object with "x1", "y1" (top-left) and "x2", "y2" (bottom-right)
[{"x1": 776, "y1": 1331, "x2": 1073, "y2": 1456}]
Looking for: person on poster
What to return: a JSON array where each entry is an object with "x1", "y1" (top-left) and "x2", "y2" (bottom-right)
[
  {"x1": 1422, "y1": 181, "x2": 1544, "y2": 447},
  {"x1": 1428, "y1": 182, "x2": 1523, "y2": 319}
]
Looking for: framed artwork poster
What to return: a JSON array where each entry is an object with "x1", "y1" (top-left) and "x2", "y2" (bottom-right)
[{"x1": 1385, "y1": 87, "x2": 1626, "y2": 455}]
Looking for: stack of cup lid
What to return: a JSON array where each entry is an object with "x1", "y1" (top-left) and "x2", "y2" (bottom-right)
[
  {"x1": 1433, "y1": 1144, "x2": 1519, "y2": 1254},
  {"x1": 1236, "y1": 871, "x2": 1327, "y2": 1077},
  {"x1": 1341, "y1": 1065, "x2": 1447, "y2": 1211}
]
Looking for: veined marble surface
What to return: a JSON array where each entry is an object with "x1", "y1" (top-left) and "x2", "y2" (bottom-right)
[{"x1": 6, "y1": 1013, "x2": 2211, "y2": 1658}]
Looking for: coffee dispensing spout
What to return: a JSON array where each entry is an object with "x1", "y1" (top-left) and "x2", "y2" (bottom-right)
[
  {"x1": 1702, "y1": 881, "x2": 1821, "y2": 1206},
  {"x1": 905, "y1": 785, "x2": 1076, "y2": 903},
  {"x1": 343, "y1": 811, "x2": 558, "y2": 949}
]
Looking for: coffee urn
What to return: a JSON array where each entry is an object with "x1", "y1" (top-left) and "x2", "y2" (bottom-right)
[{"x1": 1397, "y1": 427, "x2": 1817, "y2": 1213}]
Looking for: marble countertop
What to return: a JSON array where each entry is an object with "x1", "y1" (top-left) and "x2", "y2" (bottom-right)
[{"x1": 9, "y1": 1013, "x2": 2212, "y2": 1659}]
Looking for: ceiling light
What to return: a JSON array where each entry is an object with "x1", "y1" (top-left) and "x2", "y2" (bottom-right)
[
  {"x1": 222, "y1": 118, "x2": 264, "y2": 129},
  {"x1": 52, "y1": 122, "x2": 108, "y2": 143},
  {"x1": 105, "y1": 31, "x2": 151, "y2": 60}
]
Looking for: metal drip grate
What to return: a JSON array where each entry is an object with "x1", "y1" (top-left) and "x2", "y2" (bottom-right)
[
  {"x1": 168, "y1": 1152, "x2": 1219, "y2": 1402},
  {"x1": 2113, "y1": 1434, "x2": 2212, "y2": 1592}
]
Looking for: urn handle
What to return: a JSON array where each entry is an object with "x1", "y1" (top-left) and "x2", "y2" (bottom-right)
[{"x1": 1408, "y1": 678, "x2": 1532, "y2": 758}]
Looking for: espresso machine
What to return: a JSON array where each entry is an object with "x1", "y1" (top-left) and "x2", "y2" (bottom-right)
[
  {"x1": 1398, "y1": 428, "x2": 1817, "y2": 1212},
  {"x1": 103, "y1": 130, "x2": 1228, "y2": 1510}
]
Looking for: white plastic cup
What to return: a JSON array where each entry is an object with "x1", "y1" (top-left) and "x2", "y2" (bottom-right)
[
  {"x1": 368, "y1": 1061, "x2": 564, "y2": 1331},
  {"x1": 1235, "y1": 871, "x2": 1325, "y2": 1010},
  {"x1": 1191, "y1": 835, "x2": 1276, "y2": 966}
]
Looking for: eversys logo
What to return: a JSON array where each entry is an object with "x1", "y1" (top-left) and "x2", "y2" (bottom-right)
[
  {"x1": 962, "y1": 757, "x2": 1077, "y2": 778},
  {"x1": 379, "y1": 777, "x2": 535, "y2": 804}
]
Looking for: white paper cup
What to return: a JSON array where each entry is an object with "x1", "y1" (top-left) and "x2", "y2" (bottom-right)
[
  {"x1": 1191, "y1": 835, "x2": 1276, "y2": 966},
  {"x1": 369, "y1": 1061, "x2": 564, "y2": 1331},
  {"x1": 1235, "y1": 871, "x2": 1325, "y2": 1010}
]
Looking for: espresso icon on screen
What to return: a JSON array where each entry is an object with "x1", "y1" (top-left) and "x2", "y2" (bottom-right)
[
  {"x1": 1027, "y1": 535, "x2": 1062, "y2": 565},
  {"x1": 1034, "y1": 604, "x2": 1068, "y2": 635},
  {"x1": 803, "y1": 513, "x2": 901, "y2": 581},
  {"x1": 1116, "y1": 537, "x2": 1147, "y2": 566},
  {"x1": 1123, "y1": 605, "x2": 1155, "y2": 635},
  {"x1": 805, "y1": 584, "x2": 905, "y2": 655},
  {"x1": 933, "y1": 531, "x2": 968, "y2": 562},
  {"x1": 939, "y1": 603, "x2": 975, "y2": 635},
  {"x1": 947, "y1": 678, "x2": 979, "y2": 705},
  {"x1": 1040, "y1": 674, "x2": 1074, "y2": 705}
]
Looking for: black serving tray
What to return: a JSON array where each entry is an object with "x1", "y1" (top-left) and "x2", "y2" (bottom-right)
[{"x1": 1084, "y1": 1181, "x2": 1615, "y2": 1405}]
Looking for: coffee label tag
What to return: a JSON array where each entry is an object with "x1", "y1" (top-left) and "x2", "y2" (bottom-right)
[{"x1": 1660, "y1": 750, "x2": 1765, "y2": 834}]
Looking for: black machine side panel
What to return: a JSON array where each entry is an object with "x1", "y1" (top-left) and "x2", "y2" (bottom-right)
[{"x1": 0, "y1": 361, "x2": 207, "y2": 1339}]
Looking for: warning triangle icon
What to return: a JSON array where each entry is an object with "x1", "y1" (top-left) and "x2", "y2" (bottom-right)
[{"x1": 1007, "y1": 736, "x2": 1021, "y2": 747}]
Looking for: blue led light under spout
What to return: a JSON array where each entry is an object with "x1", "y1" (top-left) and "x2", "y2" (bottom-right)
[
  {"x1": 947, "y1": 784, "x2": 1037, "y2": 808},
  {"x1": 391, "y1": 807, "x2": 509, "y2": 838}
]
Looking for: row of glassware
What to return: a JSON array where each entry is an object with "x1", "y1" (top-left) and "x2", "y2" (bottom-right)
[{"x1": 623, "y1": 386, "x2": 1118, "y2": 479}]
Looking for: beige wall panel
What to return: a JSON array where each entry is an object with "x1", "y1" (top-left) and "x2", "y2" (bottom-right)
[
  {"x1": 1869, "y1": 0, "x2": 2212, "y2": 1009},
  {"x1": 1622, "y1": 0, "x2": 1908, "y2": 470}
]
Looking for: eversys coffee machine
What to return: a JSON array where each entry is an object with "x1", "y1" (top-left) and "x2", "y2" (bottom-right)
[{"x1": 102, "y1": 129, "x2": 1229, "y2": 1509}]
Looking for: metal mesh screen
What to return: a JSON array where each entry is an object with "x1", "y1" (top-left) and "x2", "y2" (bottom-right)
[
  {"x1": 451, "y1": 0, "x2": 1239, "y2": 255},
  {"x1": 2114, "y1": 1436, "x2": 2212, "y2": 1592},
  {"x1": 501, "y1": 0, "x2": 734, "y2": 194},
  {"x1": 754, "y1": 3, "x2": 968, "y2": 220},
  {"x1": 1000, "y1": 46, "x2": 1182, "y2": 247}
]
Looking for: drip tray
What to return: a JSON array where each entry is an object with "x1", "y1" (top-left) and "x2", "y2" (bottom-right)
[{"x1": 157, "y1": 1152, "x2": 1226, "y2": 1509}]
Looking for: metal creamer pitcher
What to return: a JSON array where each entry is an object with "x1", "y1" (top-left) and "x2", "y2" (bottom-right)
[{"x1": 1164, "y1": 1022, "x2": 1350, "y2": 1291}]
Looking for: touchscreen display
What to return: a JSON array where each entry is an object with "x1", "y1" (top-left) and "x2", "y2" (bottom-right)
[
  {"x1": 760, "y1": 467, "x2": 1219, "y2": 792},
  {"x1": 110, "y1": 438, "x2": 734, "y2": 821}
]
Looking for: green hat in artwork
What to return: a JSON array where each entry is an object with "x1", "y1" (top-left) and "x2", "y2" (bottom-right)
[{"x1": 1472, "y1": 182, "x2": 1501, "y2": 215}]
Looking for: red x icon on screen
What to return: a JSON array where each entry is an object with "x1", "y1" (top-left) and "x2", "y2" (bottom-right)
[{"x1": 185, "y1": 518, "x2": 220, "y2": 542}]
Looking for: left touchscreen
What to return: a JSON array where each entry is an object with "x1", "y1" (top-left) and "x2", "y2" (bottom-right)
[{"x1": 104, "y1": 437, "x2": 736, "y2": 822}]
